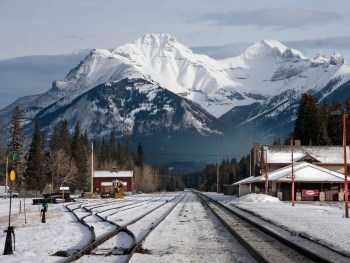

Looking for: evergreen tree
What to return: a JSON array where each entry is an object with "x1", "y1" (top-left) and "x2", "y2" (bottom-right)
[
  {"x1": 135, "y1": 143, "x2": 144, "y2": 168},
  {"x1": 294, "y1": 93, "x2": 320, "y2": 145},
  {"x1": 345, "y1": 96, "x2": 350, "y2": 143},
  {"x1": 92, "y1": 138, "x2": 100, "y2": 170},
  {"x1": 98, "y1": 136, "x2": 108, "y2": 169},
  {"x1": 71, "y1": 122, "x2": 89, "y2": 190},
  {"x1": 8, "y1": 106, "x2": 24, "y2": 157},
  {"x1": 8, "y1": 106, "x2": 25, "y2": 188},
  {"x1": 317, "y1": 99, "x2": 331, "y2": 145},
  {"x1": 327, "y1": 101, "x2": 344, "y2": 145},
  {"x1": 124, "y1": 137, "x2": 133, "y2": 169},
  {"x1": 283, "y1": 132, "x2": 294, "y2": 145},
  {"x1": 23, "y1": 121, "x2": 46, "y2": 192},
  {"x1": 108, "y1": 131, "x2": 118, "y2": 162},
  {"x1": 117, "y1": 142, "x2": 126, "y2": 168},
  {"x1": 71, "y1": 122, "x2": 81, "y2": 161},
  {"x1": 318, "y1": 122, "x2": 332, "y2": 145},
  {"x1": 59, "y1": 120, "x2": 71, "y2": 155},
  {"x1": 272, "y1": 138, "x2": 281, "y2": 145},
  {"x1": 49, "y1": 125, "x2": 60, "y2": 152}
]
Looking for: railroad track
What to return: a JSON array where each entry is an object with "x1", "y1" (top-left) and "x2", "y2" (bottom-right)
[
  {"x1": 194, "y1": 191, "x2": 350, "y2": 263},
  {"x1": 62, "y1": 192, "x2": 187, "y2": 262}
]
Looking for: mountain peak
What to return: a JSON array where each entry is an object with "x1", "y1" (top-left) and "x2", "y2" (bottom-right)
[
  {"x1": 111, "y1": 33, "x2": 196, "y2": 71},
  {"x1": 113, "y1": 33, "x2": 186, "y2": 55},
  {"x1": 330, "y1": 52, "x2": 344, "y2": 65},
  {"x1": 140, "y1": 33, "x2": 178, "y2": 46},
  {"x1": 261, "y1": 39, "x2": 287, "y2": 50},
  {"x1": 242, "y1": 40, "x2": 305, "y2": 60}
]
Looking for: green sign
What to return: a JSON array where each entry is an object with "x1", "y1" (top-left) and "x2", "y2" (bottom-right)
[{"x1": 10, "y1": 152, "x2": 18, "y2": 162}]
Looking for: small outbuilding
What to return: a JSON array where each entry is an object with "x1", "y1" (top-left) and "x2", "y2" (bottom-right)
[{"x1": 93, "y1": 170, "x2": 134, "y2": 194}]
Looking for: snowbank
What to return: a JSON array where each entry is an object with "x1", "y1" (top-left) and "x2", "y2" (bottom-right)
[{"x1": 236, "y1": 193, "x2": 281, "y2": 203}]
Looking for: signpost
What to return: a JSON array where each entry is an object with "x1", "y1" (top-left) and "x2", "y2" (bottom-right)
[{"x1": 3, "y1": 170, "x2": 16, "y2": 255}]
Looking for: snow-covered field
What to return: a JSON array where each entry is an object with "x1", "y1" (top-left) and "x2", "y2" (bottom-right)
[{"x1": 0, "y1": 192, "x2": 349, "y2": 262}]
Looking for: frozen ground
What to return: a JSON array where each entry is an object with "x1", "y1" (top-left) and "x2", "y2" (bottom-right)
[{"x1": 0, "y1": 192, "x2": 349, "y2": 262}]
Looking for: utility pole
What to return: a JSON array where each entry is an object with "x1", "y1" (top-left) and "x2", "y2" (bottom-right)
[
  {"x1": 291, "y1": 138, "x2": 295, "y2": 206},
  {"x1": 91, "y1": 142, "x2": 94, "y2": 193},
  {"x1": 216, "y1": 134, "x2": 219, "y2": 193},
  {"x1": 5, "y1": 157, "x2": 8, "y2": 198}
]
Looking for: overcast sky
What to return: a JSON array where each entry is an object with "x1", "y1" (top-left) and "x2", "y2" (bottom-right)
[
  {"x1": 1, "y1": 0, "x2": 350, "y2": 109},
  {"x1": 1, "y1": 0, "x2": 350, "y2": 59}
]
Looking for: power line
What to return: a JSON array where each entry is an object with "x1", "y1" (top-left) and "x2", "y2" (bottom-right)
[{"x1": 143, "y1": 151, "x2": 248, "y2": 159}]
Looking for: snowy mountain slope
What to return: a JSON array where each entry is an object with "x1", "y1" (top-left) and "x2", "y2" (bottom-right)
[
  {"x1": 19, "y1": 78, "x2": 223, "y2": 163},
  {"x1": 224, "y1": 40, "x2": 350, "y2": 99},
  {"x1": 218, "y1": 40, "x2": 350, "y2": 138},
  {"x1": 2, "y1": 33, "x2": 350, "y2": 161},
  {"x1": 111, "y1": 33, "x2": 245, "y2": 118},
  {"x1": 33, "y1": 78, "x2": 221, "y2": 137},
  {"x1": 59, "y1": 35, "x2": 350, "y2": 118}
]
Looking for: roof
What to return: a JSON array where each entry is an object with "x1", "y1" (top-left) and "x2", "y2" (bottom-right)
[
  {"x1": 264, "y1": 145, "x2": 350, "y2": 164},
  {"x1": 232, "y1": 176, "x2": 258, "y2": 185},
  {"x1": 93, "y1": 171, "x2": 133, "y2": 178},
  {"x1": 233, "y1": 162, "x2": 345, "y2": 185}
]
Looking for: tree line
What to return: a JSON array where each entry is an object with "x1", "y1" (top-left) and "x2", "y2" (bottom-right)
[
  {"x1": 0, "y1": 106, "x2": 184, "y2": 195},
  {"x1": 3, "y1": 93, "x2": 344, "y2": 195}
]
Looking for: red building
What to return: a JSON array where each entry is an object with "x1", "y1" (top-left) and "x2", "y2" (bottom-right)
[{"x1": 93, "y1": 170, "x2": 134, "y2": 194}]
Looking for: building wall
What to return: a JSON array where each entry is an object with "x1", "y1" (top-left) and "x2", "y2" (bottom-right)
[
  {"x1": 93, "y1": 177, "x2": 133, "y2": 193},
  {"x1": 264, "y1": 182, "x2": 341, "y2": 201},
  {"x1": 239, "y1": 184, "x2": 251, "y2": 196}
]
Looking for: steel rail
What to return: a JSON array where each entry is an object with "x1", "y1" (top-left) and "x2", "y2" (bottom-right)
[
  {"x1": 193, "y1": 191, "x2": 344, "y2": 263},
  {"x1": 124, "y1": 192, "x2": 188, "y2": 262},
  {"x1": 62, "y1": 193, "x2": 183, "y2": 262}
]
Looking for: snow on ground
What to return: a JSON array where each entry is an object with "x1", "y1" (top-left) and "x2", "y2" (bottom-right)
[
  {"x1": 0, "y1": 192, "x2": 350, "y2": 262},
  {"x1": 0, "y1": 198, "x2": 90, "y2": 262}
]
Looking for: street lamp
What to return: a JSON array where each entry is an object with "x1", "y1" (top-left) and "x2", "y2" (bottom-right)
[
  {"x1": 49, "y1": 184, "x2": 52, "y2": 206},
  {"x1": 291, "y1": 138, "x2": 295, "y2": 206},
  {"x1": 331, "y1": 110, "x2": 348, "y2": 218},
  {"x1": 262, "y1": 146, "x2": 268, "y2": 194}
]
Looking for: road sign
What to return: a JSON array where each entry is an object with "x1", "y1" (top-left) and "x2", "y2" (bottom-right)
[
  {"x1": 10, "y1": 170, "x2": 15, "y2": 181},
  {"x1": 9, "y1": 152, "x2": 18, "y2": 162}
]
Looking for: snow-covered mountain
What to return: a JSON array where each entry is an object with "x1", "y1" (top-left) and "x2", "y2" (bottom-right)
[{"x1": 2, "y1": 33, "x2": 350, "y2": 162}]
